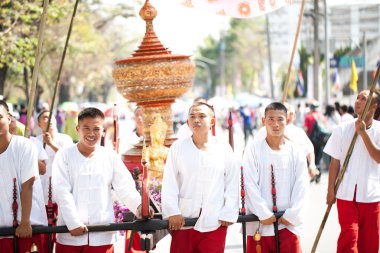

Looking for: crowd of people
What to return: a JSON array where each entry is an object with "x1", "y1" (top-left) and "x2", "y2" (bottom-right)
[{"x1": 0, "y1": 89, "x2": 379, "y2": 253}]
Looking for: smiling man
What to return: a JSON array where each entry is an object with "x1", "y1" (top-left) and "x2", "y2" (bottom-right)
[
  {"x1": 52, "y1": 107, "x2": 144, "y2": 253},
  {"x1": 324, "y1": 90, "x2": 380, "y2": 253},
  {"x1": 161, "y1": 102, "x2": 239, "y2": 253}
]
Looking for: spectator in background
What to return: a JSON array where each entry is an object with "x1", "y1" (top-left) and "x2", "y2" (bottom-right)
[
  {"x1": 340, "y1": 105, "x2": 354, "y2": 122},
  {"x1": 240, "y1": 105, "x2": 253, "y2": 144},
  {"x1": 324, "y1": 105, "x2": 340, "y2": 132},
  {"x1": 335, "y1": 102, "x2": 341, "y2": 116},
  {"x1": 348, "y1": 105, "x2": 356, "y2": 118},
  {"x1": 18, "y1": 104, "x2": 34, "y2": 135},
  {"x1": 56, "y1": 109, "x2": 65, "y2": 133},
  {"x1": 63, "y1": 110, "x2": 79, "y2": 143},
  {"x1": 10, "y1": 113, "x2": 26, "y2": 136}
]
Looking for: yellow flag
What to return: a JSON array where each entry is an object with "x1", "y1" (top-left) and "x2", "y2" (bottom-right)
[{"x1": 350, "y1": 59, "x2": 358, "y2": 92}]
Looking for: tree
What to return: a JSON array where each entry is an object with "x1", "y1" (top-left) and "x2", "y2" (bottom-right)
[
  {"x1": 196, "y1": 18, "x2": 267, "y2": 97},
  {"x1": 0, "y1": 0, "x2": 137, "y2": 106}
]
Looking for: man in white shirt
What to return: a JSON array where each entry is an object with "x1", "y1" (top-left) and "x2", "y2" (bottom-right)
[
  {"x1": 243, "y1": 102, "x2": 309, "y2": 253},
  {"x1": 162, "y1": 102, "x2": 239, "y2": 253},
  {"x1": 52, "y1": 107, "x2": 145, "y2": 253},
  {"x1": 35, "y1": 110, "x2": 73, "y2": 206},
  {"x1": 254, "y1": 103, "x2": 318, "y2": 180},
  {"x1": 324, "y1": 90, "x2": 380, "y2": 253},
  {"x1": 0, "y1": 100, "x2": 48, "y2": 253}
]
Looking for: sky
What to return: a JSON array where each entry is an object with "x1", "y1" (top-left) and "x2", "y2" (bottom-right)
[
  {"x1": 112, "y1": 0, "x2": 380, "y2": 56},
  {"x1": 126, "y1": 0, "x2": 231, "y2": 55}
]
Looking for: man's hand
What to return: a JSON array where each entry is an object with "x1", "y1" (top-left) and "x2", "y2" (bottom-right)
[
  {"x1": 219, "y1": 220, "x2": 233, "y2": 227},
  {"x1": 70, "y1": 225, "x2": 87, "y2": 236},
  {"x1": 355, "y1": 119, "x2": 366, "y2": 135},
  {"x1": 136, "y1": 205, "x2": 154, "y2": 219},
  {"x1": 15, "y1": 222, "x2": 32, "y2": 238},
  {"x1": 278, "y1": 217, "x2": 291, "y2": 226},
  {"x1": 308, "y1": 164, "x2": 319, "y2": 179},
  {"x1": 260, "y1": 215, "x2": 276, "y2": 225},
  {"x1": 43, "y1": 132, "x2": 54, "y2": 146},
  {"x1": 326, "y1": 189, "x2": 336, "y2": 205},
  {"x1": 168, "y1": 215, "x2": 185, "y2": 230}
]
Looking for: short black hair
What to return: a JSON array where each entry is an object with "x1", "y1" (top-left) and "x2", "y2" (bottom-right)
[
  {"x1": 0, "y1": 100, "x2": 9, "y2": 112},
  {"x1": 264, "y1": 102, "x2": 287, "y2": 116},
  {"x1": 78, "y1": 107, "x2": 104, "y2": 122},
  {"x1": 188, "y1": 102, "x2": 215, "y2": 117},
  {"x1": 341, "y1": 105, "x2": 348, "y2": 113}
]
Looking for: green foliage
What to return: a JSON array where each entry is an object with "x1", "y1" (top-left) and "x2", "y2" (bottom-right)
[
  {"x1": 333, "y1": 46, "x2": 352, "y2": 58},
  {"x1": 0, "y1": 0, "x2": 137, "y2": 102},
  {"x1": 196, "y1": 18, "x2": 266, "y2": 96}
]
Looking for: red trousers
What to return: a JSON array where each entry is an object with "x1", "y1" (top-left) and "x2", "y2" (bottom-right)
[
  {"x1": 337, "y1": 198, "x2": 380, "y2": 253},
  {"x1": 0, "y1": 234, "x2": 48, "y2": 253},
  {"x1": 170, "y1": 226, "x2": 227, "y2": 253},
  {"x1": 56, "y1": 242, "x2": 114, "y2": 253},
  {"x1": 247, "y1": 228, "x2": 301, "y2": 253}
]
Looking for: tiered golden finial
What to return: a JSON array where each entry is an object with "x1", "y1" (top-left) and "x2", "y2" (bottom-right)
[{"x1": 112, "y1": 0, "x2": 195, "y2": 151}]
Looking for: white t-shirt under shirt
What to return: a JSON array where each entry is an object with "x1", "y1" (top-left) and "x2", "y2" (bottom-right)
[
  {"x1": 324, "y1": 119, "x2": 380, "y2": 203},
  {"x1": 242, "y1": 139, "x2": 309, "y2": 237},
  {"x1": 35, "y1": 132, "x2": 73, "y2": 204},
  {"x1": 52, "y1": 144, "x2": 141, "y2": 246},
  {"x1": 0, "y1": 136, "x2": 47, "y2": 229},
  {"x1": 161, "y1": 136, "x2": 240, "y2": 233},
  {"x1": 254, "y1": 124, "x2": 314, "y2": 157}
]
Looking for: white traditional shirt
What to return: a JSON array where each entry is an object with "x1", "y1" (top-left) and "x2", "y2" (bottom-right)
[
  {"x1": 161, "y1": 136, "x2": 240, "y2": 233},
  {"x1": 242, "y1": 139, "x2": 309, "y2": 236},
  {"x1": 254, "y1": 124, "x2": 314, "y2": 157},
  {"x1": 30, "y1": 136, "x2": 48, "y2": 161},
  {"x1": 35, "y1": 132, "x2": 73, "y2": 204},
  {"x1": 0, "y1": 136, "x2": 47, "y2": 230},
  {"x1": 52, "y1": 145, "x2": 141, "y2": 246},
  {"x1": 323, "y1": 119, "x2": 380, "y2": 203}
]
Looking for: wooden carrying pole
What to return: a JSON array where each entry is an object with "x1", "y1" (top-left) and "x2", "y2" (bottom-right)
[
  {"x1": 281, "y1": 0, "x2": 305, "y2": 103},
  {"x1": 44, "y1": 0, "x2": 80, "y2": 147},
  {"x1": 311, "y1": 64, "x2": 380, "y2": 253},
  {"x1": 24, "y1": 0, "x2": 50, "y2": 137}
]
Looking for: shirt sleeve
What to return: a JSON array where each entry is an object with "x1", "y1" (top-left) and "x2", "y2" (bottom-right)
[
  {"x1": 242, "y1": 142, "x2": 273, "y2": 220},
  {"x1": 218, "y1": 145, "x2": 240, "y2": 223},
  {"x1": 282, "y1": 147, "x2": 310, "y2": 226},
  {"x1": 20, "y1": 138, "x2": 39, "y2": 183},
  {"x1": 52, "y1": 149, "x2": 83, "y2": 230},
  {"x1": 111, "y1": 153, "x2": 141, "y2": 215},
  {"x1": 161, "y1": 143, "x2": 181, "y2": 219}
]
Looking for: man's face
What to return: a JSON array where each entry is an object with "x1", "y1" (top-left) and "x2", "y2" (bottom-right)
[
  {"x1": 187, "y1": 105, "x2": 215, "y2": 135},
  {"x1": 263, "y1": 109, "x2": 287, "y2": 137},
  {"x1": 134, "y1": 109, "x2": 143, "y2": 128},
  {"x1": 0, "y1": 105, "x2": 11, "y2": 135},
  {"x1": 354, "y1": 90, "x2": 377, "y2": 115},
  {"x1": 9, "y1": 116, "x2": 17, "y2": 135},
  {"x1": 76, "y1": 117, "x2": 103, "y2": 148},
  {"x1": 38, "y1": 111, "x2": 56, "y2": 131}
]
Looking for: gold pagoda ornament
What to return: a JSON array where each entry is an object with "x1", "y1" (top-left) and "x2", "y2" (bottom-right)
[
  {"x1": 112, "y1": 0, "x2": 195, "y2": 149},
  {"x1": 146, "y1": 114, "x2": 169, "y2": 180}
]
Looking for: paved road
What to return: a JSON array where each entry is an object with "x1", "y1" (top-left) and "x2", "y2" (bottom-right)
[{"x1": 149, "y1": 170, "x2": 340, "y2": 253}]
